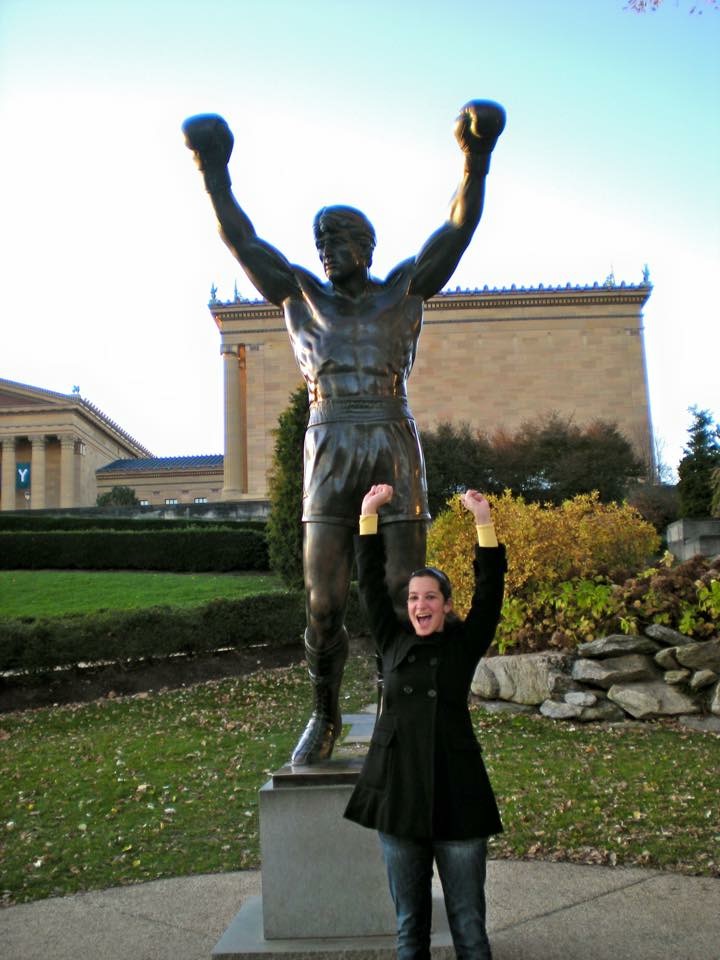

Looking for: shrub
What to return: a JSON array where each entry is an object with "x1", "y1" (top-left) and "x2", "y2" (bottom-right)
[
  {"x1": 0, "y1": 529, "x2": 269, "y2": 572},
  {"x1": 266, "y1": 386, "x2": 308, "y2": 589},
  {"x1": 0, "y1": 585, "x2": 364, "y2": 674},
  {"x1": 427, "y1": 491, "x2": 662, "y2": 652},
  {"x1": 96, "y1": 485, "x2": 140, "y2": 507},
  {"x1": 427, "y1": 491, "x2": 660, "y2": 613}
]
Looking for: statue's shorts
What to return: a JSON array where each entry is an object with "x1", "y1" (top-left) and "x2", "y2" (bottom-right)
[{"x1": 302, "y1": 397, "x2": 430, "y2": 527}]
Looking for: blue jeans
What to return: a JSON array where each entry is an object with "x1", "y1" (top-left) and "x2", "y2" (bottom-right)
[{"x1": 378, "y1": 832, "x2": 492, "y2": 960}]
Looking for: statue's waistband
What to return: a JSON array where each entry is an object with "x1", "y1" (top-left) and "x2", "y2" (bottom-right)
[{"x1": 308, "y1": 396, "x2": 413, "y2": 425}]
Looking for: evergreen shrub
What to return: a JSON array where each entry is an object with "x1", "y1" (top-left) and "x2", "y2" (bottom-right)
[
  {"x1": 0, "y1": 515, "x2": 264, "y2": 532},
  {"x1": 0, "y1": 528, "x2": 269, "y2": 572},
  {"x1": 0, "y1": 587, "x2": 363, "y2": 673}
]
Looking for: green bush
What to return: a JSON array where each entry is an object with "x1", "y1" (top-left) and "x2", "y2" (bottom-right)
[
  {"x1": 0, "y1": 529, "x2": 269, "y2": 572},
  {"x1": 428, "y1": 491, "x2": 660, "y2": 614},
  {"x1": 0, "y1": 515, "x2": 265, "y2": 533},
  {"x1": 0, "y1": 586, "x2": 364, "y2": 673},
  {"x1": 266, "y1": 385, "x2": 308, "y2": 589}
]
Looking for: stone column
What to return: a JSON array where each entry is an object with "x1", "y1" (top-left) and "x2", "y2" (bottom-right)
[
  {"x1": 59, "y1": 435, "x2": 75, "y2": 508},
  {"x1": 31, "y1": 436, "x2": 47, "y2": 510},
  {"x1": 221, "y1": 344, "x2": 247, "y2": 499},
  {"x1": 1, "y1": 437, "x2": 17, "y2": 511}
]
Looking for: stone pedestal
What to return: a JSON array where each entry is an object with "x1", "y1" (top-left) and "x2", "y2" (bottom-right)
[
  {"x1": 213, "y1": 717, "x2": 452, "y2": 957},
  {"x1": 259, "y1": 758, "x2": 396, "y2": 940}
]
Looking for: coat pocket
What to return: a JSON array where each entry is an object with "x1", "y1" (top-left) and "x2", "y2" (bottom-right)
[{"x1": 361, "y1": 719, "x2": 396, "y2": 790}]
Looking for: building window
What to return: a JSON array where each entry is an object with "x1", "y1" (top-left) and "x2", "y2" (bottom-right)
[
  {"x1": 164, "y1": 498, "x2": 178, "y2": 505},
  {"x1": 139, "y1": 499, "x2": 150, "y2": 507},
  {"x1": 194, "y1": 497, "x2": 208, "y2": 504}
]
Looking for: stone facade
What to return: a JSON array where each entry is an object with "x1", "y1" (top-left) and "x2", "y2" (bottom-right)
[
  {"x1": 211, "y1": 281, "x2": 654, "y2": 502},
  {"x1": 2, "y1": 278, "x2": 655, "y2": 510},
  {"x1": 0, "y1": 379, "x2": 150, "y2": 510},
  {"x1": 95, "y1": 455, "x2": 225, "y2": 508}
]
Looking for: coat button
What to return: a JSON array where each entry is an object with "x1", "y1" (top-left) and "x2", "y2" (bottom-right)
[
  {"x1": 403, "y1": 685, "x2": 413, "y2": 694},
  {"x1": 427, "y1": 689, "x2": 437, "y2": 698},
  {"x1": 408, "y1": 654, "x2": 416, "y2": 663},
  {"x1": 429, "y1": 657, "x2": 438, "y2": 666}
]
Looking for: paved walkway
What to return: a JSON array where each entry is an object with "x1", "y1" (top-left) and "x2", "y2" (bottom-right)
[{"x1": 1, "y1": 861, "x2": 718, "y2": 960}]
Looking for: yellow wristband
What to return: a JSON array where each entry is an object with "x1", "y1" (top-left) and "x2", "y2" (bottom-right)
[
  {"x1": 359, "y1": 514, "x2": 379, "y2": 536},
  {"x1": 476, "y1": 522, "x2": 498, "y2": 548}
]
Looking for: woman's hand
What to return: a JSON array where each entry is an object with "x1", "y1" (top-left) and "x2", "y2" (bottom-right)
[
  {"x1": 461, "y1": 489, "x2": 491, "y2": 525},
  {"x1": 361, "y1": 484, "x2": 394, "y2": 515}
]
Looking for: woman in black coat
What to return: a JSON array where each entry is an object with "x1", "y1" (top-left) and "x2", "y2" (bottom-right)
[{"x1": 344, "y1": 483, "x2": 507, "y2": 960}]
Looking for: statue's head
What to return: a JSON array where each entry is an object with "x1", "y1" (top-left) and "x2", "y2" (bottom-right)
[{"x1": 313, "y1": 205, "x2": 376, "y2": 272}]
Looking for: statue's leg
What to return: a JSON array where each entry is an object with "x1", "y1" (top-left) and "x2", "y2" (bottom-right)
[
  {"x1": 373, "y1": 521, "x2": 427, "y2": 713},
  {"x1": 290, "y1": 522, "x2": 354, "y2": 766},
  {"x1": 381, "y1": 521, "x2": 428, "y2": 615}
]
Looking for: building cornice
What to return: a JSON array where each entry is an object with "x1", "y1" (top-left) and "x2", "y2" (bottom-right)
[
  {"x1": 209, "y1": 281, "x2": 653, "y2": 324},
  {"x1": 0, "y1": 378, "x2": 153, "y2": 457}
]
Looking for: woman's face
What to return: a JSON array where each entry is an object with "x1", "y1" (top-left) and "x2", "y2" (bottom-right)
[{"x1": 407, "y1": 575, "x2": 453, "y2": 636}]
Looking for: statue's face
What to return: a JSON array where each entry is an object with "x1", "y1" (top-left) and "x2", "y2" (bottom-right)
[{"x1": 316, "y1": 232, "x2": 366, "y2": 282}]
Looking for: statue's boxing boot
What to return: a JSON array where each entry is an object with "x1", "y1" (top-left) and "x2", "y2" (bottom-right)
[{"x1": 290, "y1": 628, "x2": 348, "y2": 765}]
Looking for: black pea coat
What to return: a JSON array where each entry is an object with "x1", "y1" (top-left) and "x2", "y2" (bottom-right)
[{"x1": 344, "y1": 532, "x2": 507, "y2": 841}]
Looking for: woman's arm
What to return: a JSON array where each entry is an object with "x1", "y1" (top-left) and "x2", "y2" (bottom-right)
[
  {"x1": 355, "y1": 485, "x2": 402, "y2": 653},
  {"x1": 461, "y1": 490, "x2": 507, "y2": 655}
]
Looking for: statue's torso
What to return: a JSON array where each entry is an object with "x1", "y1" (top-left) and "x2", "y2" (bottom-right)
[{"x1": 284, "y1": 265, "x2": 423, "y2": 403}]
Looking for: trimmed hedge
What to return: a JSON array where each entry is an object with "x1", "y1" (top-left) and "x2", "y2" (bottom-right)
[
  {"x1": 0, "y1": 529, "x2": 269, "y2": 572},
  {"x1": 0, "y1": 515, "x2": 265, "y2": 533},
  {"x1": 0, "y1": 589, "x2": 364, "y2": 673}
]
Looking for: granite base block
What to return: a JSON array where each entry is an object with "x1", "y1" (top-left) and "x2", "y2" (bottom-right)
[
  {"x1": 212, "y1": 894, "x2": 454, "y2": 959},
  {"x1": 258, "y1": 764, "x2": 396, "y2": 939}
]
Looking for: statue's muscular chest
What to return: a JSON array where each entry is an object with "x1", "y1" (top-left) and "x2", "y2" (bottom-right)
[{"x1": 284, "y1": 285, "x2": 422, "y2": 380}]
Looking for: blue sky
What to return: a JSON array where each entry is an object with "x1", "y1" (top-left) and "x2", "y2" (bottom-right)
[{"x1": 1, "y1": 0, "x2": 718, "y2": 474}]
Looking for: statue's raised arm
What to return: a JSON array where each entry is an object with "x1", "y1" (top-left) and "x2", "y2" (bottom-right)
[
  {"x1": 409, "y1": 100, "x2": 506, "y2": 301},
  {"x1": 182, "y1": 114, "x2": 300, "y2": 306}
]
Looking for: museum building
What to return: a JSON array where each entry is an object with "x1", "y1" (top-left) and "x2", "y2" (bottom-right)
[{"x1": 0, "y1": 279, "x2": 654, "y2": 511}]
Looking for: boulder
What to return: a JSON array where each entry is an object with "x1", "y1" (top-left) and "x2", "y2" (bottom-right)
[
  {"x1": 540, "y1": 700, "x2": 582, "y2": 720},
  {"x1": 472, "y1": 662, "x2": 500, "y2": 699},
  {"x1": 577, "y1": 700, "x2": 626, "y2": 722},
  {"x1": 540, "y1": 696, "x2": 625, "y2": 723},
  {"x1": 571, "y1": 654, "x2": 659, "y2": 689},
  {"x1": 690, "y1": 669, "x2": 718, "y2": 691},
  {"x1": 663, "y1": 669, "x2": 691, "y2": 685},
  {"x1": 654, "y1": 647, "x2": 680, "y2": 670},
  {"x1": 471, "y1": 652, "x2": 574, "y2": 705},
  {"x1": 711, "y1": 682, "x2": 720, "y2": 717},
  {"x1": 645, "y1": 623, "x2": 694, "y2": 647},
  {"x1": 577, "y1": 634, "x2": 660, "y2": 659},
  {"x1": 677, "y1": 715, "x2": 720, "y2": 735},
  {"x1": 675, "y1": 638, "x2": 720, "y2": 672},
  {"x1": 564, "y1": 690, "x2": 598, "y2": 707},
  {"x1": 474, "y1": 699, "x2": 536, "y2": 715},
  {"x1": 607, "y1": 682, "x2": 700, "y2": 719}
]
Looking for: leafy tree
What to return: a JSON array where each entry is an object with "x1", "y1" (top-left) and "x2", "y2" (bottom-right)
[
  {"x1": 422, "y1": 414, "x2": 643, "y2": 514},
  {"x1": 266, "y1": 385, "x2": 309, "y2": 588},
  {"x1": 626, "y1": 482, "x2": 680, "y2": 534},
  {"x1": 96, "y1": 485, "x2": 140, "y2": 507},
  {"x1": 677, "y1": 407, "x2": 720, "y2": 518},
  {"x1": 421, "y1": 422, "x2": 492, "y2": 517},
  {"x1": 507, "y1": 416, "x2": 644, "y2": 505}
]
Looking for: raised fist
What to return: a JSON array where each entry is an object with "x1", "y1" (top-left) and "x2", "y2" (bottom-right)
[
  {"x1": 182, "y1": 114, "x2": 234, "y2": 172},
  {"x1": 454, "y1": 101, "x2": 506, "y2": 157}
]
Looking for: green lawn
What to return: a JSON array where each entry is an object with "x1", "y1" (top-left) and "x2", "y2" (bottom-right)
[
  {"x1": 1, "y1": 655, "x2": 718, "y2": 906},
  {"x1": 0, "y1": 570, "x2": 284, "y2": 618}
]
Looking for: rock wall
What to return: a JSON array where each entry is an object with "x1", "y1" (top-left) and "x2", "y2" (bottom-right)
[{"x1": 471, "y1": 626, "x2": 720, "y2": 726}]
